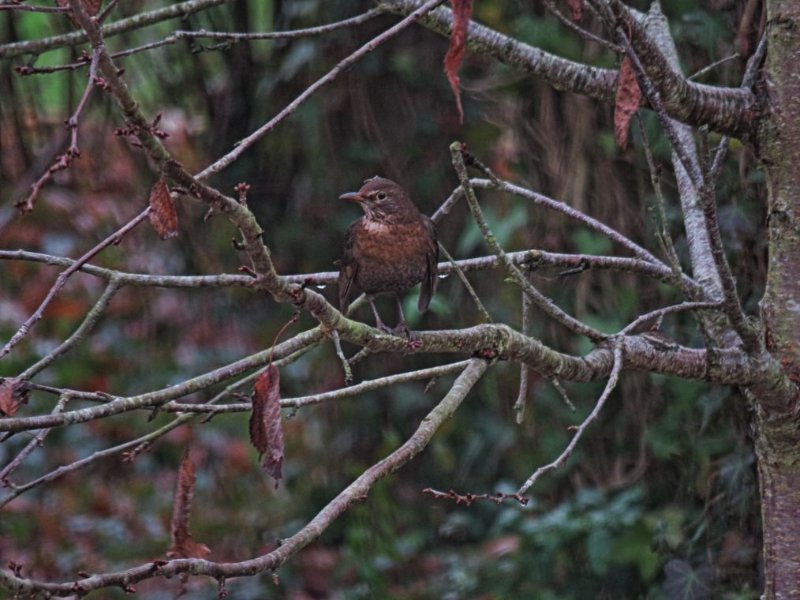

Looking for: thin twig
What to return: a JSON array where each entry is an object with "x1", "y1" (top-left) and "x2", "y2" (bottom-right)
[
  {"x1": 196, "y1": 0, "x2": 446, "y2": 180},
  {"x1": 451, "y1": 143, "x2": 608, "y2": 341},
  {"x1": 517, "y1": 343, "x2": 623, "y2": 495},
  {"x1": 15, "y1": 47, "x2": 100, "y2": 212},
  {"x1": 619, "y1": 301, "x2": 722, "y2": 335},
  {"x1": 551, "y1": 378, "x2": 575, "y2": 411},
  {"x1": 439, "y1": 243, "x2": 492, "y2": 323},
  {"x1": 0, "y1": 248, "x2": 686, "y2": 291},
  {"x1": 0, "y1": 394, "x2": 71, "y2": 485},
  {"x1": 330, "y1": 330, "x2": 354, "y2": 386},
  {"x1": 513, "y1": 288, "x2": 531, "y2": 424},
  {"x1": 0, "y1": 342, "x2": 319, "y2": 507},
  {"x1": 149, "y1": 360, "x2": 474, "y2": 414},
  {"x1": 18, "y1": 8, "x2": 387, "y2": 75},
  {"x1": 0, "y1": 3, "x2": 69, "y2": 12},
  {"x1": 20, "y1": 279, "x2": 122, "y2": 380},
  {"x1": 542, "y1": 0, "x2": 621, "y2": 52},
  {"x1": 687, "y1": 53, "x2": 739, "y2": 81},
  {"x1": 0, "y1": 209, "x2": 149, "y2": 360},
  {"x1": 635, "y1": 114, "x2": 682, "y2": 281},
  {"x1": 0, "y1": 360, "x2": 488, "y2": 594},
  {"x1": 176, "y1": 8, "x2": 384, "y2": 40},
  {"x1": 0, "y1": 0, "x2": 233, "y2": 59}
]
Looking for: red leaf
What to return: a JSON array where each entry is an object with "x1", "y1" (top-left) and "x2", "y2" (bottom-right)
[
  {"x1": 613, "y1": 56, "x2": 642, "y2": 150},
  {"x1": 0, "y1": 378, "x2": 31, "y2": 417},
  {"x1": 443, "y1": 0, "x2": 473, "y2": 124},
  {"x1": 166, "y1": 450, "x2": 210, "y2": 560},
  {"x1": 148, "y1": 179, "x2": 178, "y2": 240},
  {"x1": 566, "y1": 0, "x2": 583, "y2": 21},
  {"x1": 249, "y1": 364, "x2": 284, "y2": 487}
]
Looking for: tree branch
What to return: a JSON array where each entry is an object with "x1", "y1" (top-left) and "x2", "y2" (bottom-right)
[
  {"x1": 0, "y1": 0, "x2": 234, "y2": 59},
  {"x1": 517, "y1": 342, "x2": 623, "y2": 495},
  {"x1": 0, "y1": 359, "x2": 489, "y2": 596},
  {"x1": 382, "y1": 0, "x2": 754, "y2": 136}
]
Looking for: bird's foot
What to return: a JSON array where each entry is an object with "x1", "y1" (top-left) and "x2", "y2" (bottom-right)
[
  {"x1": 374, "y1": 320, "x2": 410, "y2": 337},
  {"x1": 374, "y1": 319, "x2": 395, "y2": 335},
  {"x1": 393, "y1": 321, "x2": 411, "y2": 338}
]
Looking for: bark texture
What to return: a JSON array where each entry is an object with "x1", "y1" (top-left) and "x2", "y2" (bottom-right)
[{"x1": 757, "y1": 2, "x2": 800, "y2": 597}]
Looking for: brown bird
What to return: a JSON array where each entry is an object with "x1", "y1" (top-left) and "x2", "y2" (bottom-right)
[{"x1": 337, "y1": 176, "x2": 438, "y2": 333}]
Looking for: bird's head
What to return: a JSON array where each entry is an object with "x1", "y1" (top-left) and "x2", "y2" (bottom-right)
[{"x1": 339, "y1": 176, "x2": 416, "y2": 222}]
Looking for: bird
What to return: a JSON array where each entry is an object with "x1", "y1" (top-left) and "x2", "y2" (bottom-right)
[{"x1": 337, "y1": 176, "x2": 438, "y2": 334}]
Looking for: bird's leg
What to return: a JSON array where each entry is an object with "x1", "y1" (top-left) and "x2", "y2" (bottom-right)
[
  {"x1": 393, "y1": 295, "x2": 410, "y2": 337},
  {"x1": 368, "y1": 296, "x2": 394, "y2": 334}
]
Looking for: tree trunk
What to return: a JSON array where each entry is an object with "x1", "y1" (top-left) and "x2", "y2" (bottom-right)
[{"x1": 757, "y1": 2, "x2": 800, "y2": 597}]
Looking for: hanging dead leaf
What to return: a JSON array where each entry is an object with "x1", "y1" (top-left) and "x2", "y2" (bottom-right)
[
  {"x1": 0, "y1": 378, "x2": 31, "y2": 417},
  {"x1": 566, "y1": 0, "x2": 583, "y2": 21},
  {"x1": 166, "y1": 450, "x2": 211, "y2": 560},
  {"x1": 443, "y1": 0, "x2": 473, "y2": 124},
  {"x1": 249, "y1": 364, "x2": 284, "y2": 488},
  {"x1": 148, "y1": 179, "x2": 179, "y2": 240},
  {"x1": 613, "y1": 55, "x2": 642, "y2": 150}
]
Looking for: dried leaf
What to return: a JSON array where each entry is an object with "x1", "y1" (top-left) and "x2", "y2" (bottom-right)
[
  {"x1": 566, "y1": 0, "x2": 583, "y2": 21},
  {"x1": 148, "y1": 179, "x2": 179, "y2": 240},
  {"x1": 443, "y1": 0, "x2": 473, "y2": 124},
  {"x1": 0, "y1": 378, "x2": 31, "y2": 417},
  {"x1": 613, "y1": 56, "x2": 642, "y2": 150},
  {"x1": 166, "y1": 450, "x2": 211, "y2": 560},
  {"x1": 249, "y1": 364, "x2": 284, "y2": 487}
]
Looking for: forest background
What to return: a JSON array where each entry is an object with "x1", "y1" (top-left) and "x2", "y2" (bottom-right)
[{"x1": 0, "y1": 0, "x2": 767, "y2": 598}]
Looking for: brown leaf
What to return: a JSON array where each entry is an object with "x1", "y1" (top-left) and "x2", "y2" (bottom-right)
[
  {"x1": 148, "y1": 179, "x2": 179, "y2": 240},
  {"x1": 166, "y1": 450, "x2": 211, "y2": 560},
  {"x1": 613, "y1": 56, "x2": 642, "y2": 150},
  {"x1": 0, "y1": 378, "x2": 31, "y2": 417},
  {"x1": 249, "y1": 364, "x2": 284, "y2": 487},
  {"x1": 443, "y1": 0, "x2": 473, "y2": 124},
  {"x1": 566, "y1": 0, "x2": 583, "y2": 21}
]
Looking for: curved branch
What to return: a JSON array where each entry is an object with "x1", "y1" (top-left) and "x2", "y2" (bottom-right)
[
  {"x1": 0, "y1": 359, "x2": 489, "y2": 597},
  {"x1": 517, "y1": 343, "x2": 623, "y2": 495},
  {"x1": 382, "y1": 0, "x2": 755, "y2": 137},
  {"x1": 452, "y1": 143, "x2": 607, "y2": 341},
  {"x1": 606, "y1": 0, "x2": 755, "y2": 138}
]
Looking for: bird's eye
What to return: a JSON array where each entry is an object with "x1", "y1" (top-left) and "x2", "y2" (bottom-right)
[{"x1": 376, "y1": 191, "x2": 388, "y2": 201}]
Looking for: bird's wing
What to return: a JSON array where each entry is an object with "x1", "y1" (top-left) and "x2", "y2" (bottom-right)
[
  {"x1": 338, "y1": 223, "x2": 361, "y2": 313},
  {"x1": 418, "y1": 216, "x2": 439, "y2": 313}
]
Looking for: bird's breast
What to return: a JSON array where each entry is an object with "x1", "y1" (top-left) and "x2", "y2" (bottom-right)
[{"x1": 350, "y1": 219, "x2": 431, "y2": 294}]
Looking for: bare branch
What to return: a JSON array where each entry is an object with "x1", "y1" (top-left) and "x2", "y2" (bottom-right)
[
  {"x1": 0, "y1": 209, "x2": 149, "y2": 360},
  {"x1": 383, "y1": 0, "x2": 754, "y2": 136},
  {"x1": 0, "y1": 360, "x2": 488, "y2": 596},
  {"x1": 196, "y1": 0, "x2": 446, "y2": 180},
  {"x1": 452, "y1": 144, "x2": 608, "y2": 341},
  {"x1": 438, "y1": 243, "x2": 493, "y2": 323},
  {"x1": 18, "y1": 8, "x2": 387, "y2": 75},
  {"x1": 0, "y1": 0, "x2": 233, "y2": 59},
  {"x1": 19, "y1": 279, "x2": 122, "y2": 380},
  {"x1": 517, "y1": 343, "x2": 623, "y2": 495},
  {"x1": 0, "y1": 394, "x2": 71, "y2": 485},
  {"x1": 0, "y1": 247, "x2": 684, "y2": 289},
  {"x1": 619, "y1": 301, "x2": 722, "y2": 335}
]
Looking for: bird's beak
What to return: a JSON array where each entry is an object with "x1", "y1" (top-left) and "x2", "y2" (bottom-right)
[{"x1": 339, "y1": 191, "x2": 363, "y2": 202}]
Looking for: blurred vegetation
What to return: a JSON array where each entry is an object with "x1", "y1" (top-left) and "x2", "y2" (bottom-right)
[{"x1": 0, "y1": 0, "x2": 765, "y2": 598}]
